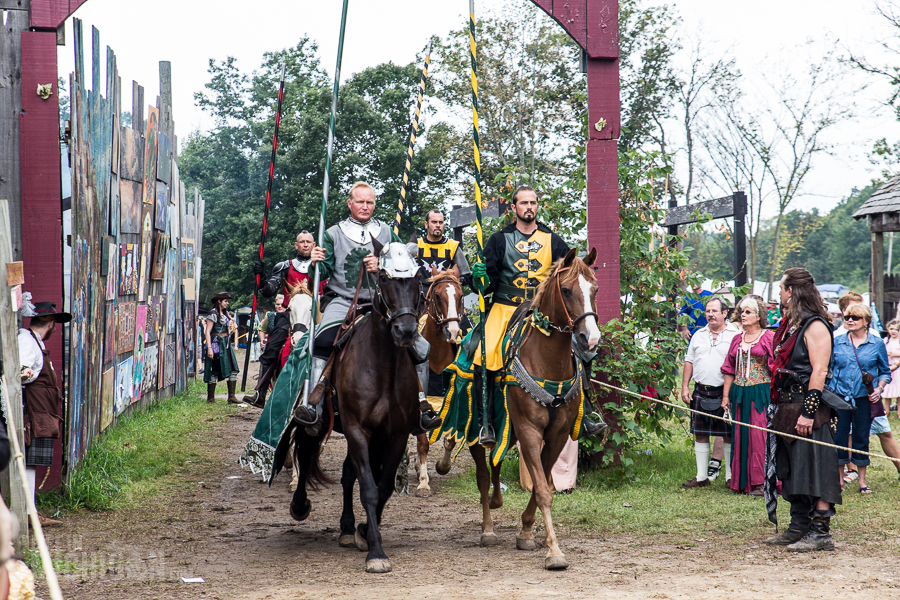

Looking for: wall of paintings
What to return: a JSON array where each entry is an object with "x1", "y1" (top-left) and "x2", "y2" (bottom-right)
[{"x1": 66, "y1": 20, "x2": 204, "y2": 480}]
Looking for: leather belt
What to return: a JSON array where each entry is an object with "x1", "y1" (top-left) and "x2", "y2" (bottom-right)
[{"x1": 695, "y1": 383, "x2": 723, "y2": 392}]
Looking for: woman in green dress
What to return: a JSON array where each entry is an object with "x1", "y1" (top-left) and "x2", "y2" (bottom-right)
[{"x1": 204, "y1": 292, "x2": 240, "y2": 403}]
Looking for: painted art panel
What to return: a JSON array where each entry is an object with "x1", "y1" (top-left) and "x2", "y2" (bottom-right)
[
  {"x1": 110, "y1": 113, "x2": 119, "y2": 175},
  {"x1": 166, "y1": 247, "x2": 177, "y2": 334},
  {"x1": 119, "y1": 180, "x2": 141, "y2": 234},
  {"x1": 142, "y1": 343, "x2": 159, "y2": 392},
  {"x1": 181, "y1": 238, "x2": 195, "y2": 301},
  {"x1": 147, "y1": 295, "x2": 164, "y2": 343},
  {"x1": 142, "y1": 106, "x2": 159, "y2": 205},
  {"x1": 156, "y1": 133, "x2": 171, "y2": 184},
  {"x1": 139, "y1": 207, "x2": 153, "y2": 301},
  {"x1": 115, "y1": 356, "x2": 134, "y2": 416},
  {"x1": 118, "y1": 243, "x2": 140, "y2": 296},
  {"x1": 133, "y1": 305, "x2": 147, "y2": 404},
  {"x1": 151, "y1": 233, "x2": 169, "y2": 280},
  {"x1": 100, "y1": 236, "x2": 112, "y2": 277},
  {"x1": 109, "y1": 168, "x2": 118, "y2": 237},
  {"x1": 154, "y1": 183, "x2": 168, "y2": 231},
  {"x1": 157, "y1": 341, "x2": 166, "y2": 390},
  {"x1": 117, "y1": 301, "x2": 136, "y2": 353},
  {"x1": 105, "y1": 241, "x2": 117, "y2": 300},
  {"x1": 184, "y1": 301, "x2": 196, "y2": 375},
  {"x1": 100, "y1": 367, "x2": 114, "y2": 431},
  {"x1": 103, "y1": 301, "x2": 116, "y2": 364},
  {"x1": 119, "y1": 126, "x2": 142, "y2": 182},
  {"x1": 164, "y1": 342, "x2": 175, "y2": 388}
]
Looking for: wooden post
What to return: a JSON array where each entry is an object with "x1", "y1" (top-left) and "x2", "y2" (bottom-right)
[
  {"x1": 0, "y1": 9, "x2": 28, "y2": 262},
  {"x1": 873, "y1": 231, "x2": 885, "y2": 324},
  {"x1": 0, "y1": 199, "x2": 29, "y2": 548},
  {"x1": 733, "y1": 191, "x2": 748, "y2": 288}
]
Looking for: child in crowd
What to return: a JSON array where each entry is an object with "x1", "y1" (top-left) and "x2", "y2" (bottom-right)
[{"x1": 884, "y1": 319, "x2": 900, "y2": 416}]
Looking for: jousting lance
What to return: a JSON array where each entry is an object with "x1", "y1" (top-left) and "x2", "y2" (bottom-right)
[
  {"x1": 393, "y1": 40, "x2": 433, "y2": 237},
  {"x1": 302, "y1": 0, "x2": 350, "y2": 410},
  {"x1": 243, "y1": 63, "x2": 287, "y2": 392}
]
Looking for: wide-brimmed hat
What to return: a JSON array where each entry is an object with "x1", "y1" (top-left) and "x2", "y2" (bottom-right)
[
  {"x1": 210, "y1": 292, "x2": 232, "y2": 303},
  {"x1": 32, "y1": 302, "x2": 72, "y2": 323}
]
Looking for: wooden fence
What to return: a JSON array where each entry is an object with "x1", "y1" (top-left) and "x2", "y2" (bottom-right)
[{"x1": 66, "y1": 19, "x2": 205, "y2": 480}]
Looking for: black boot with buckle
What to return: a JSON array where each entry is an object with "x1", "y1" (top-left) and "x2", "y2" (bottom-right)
[{"x1": 767, "y1": 500, "x2": 812, "y2": 545}]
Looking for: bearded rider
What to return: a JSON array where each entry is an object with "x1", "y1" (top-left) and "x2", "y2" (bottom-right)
[
  {"x1": 254, "y1": 230, "x2": 326, "y2": 300},
  {"x1": 417, "y1": 209, "x2": 471, "y2": 287},
  {"x1": 293, "y1": 181, "x2": 442, "y2": 433},
  {"x1": 474, "y1": 185, "x2": 607, "y2": 446}
]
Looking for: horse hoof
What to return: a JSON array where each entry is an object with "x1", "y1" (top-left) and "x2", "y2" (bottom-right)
[
  {"x1": 435, "y1": 460, "x2": 451, "y2": 475},
  {"x1": 354, "y1": 528, "x2": 368, "y2": 552},
  {"x1": 544, "y1": 555, "x2": 568, "y2": 570},
  {"x1": 338, "y1": 534, "x2": 356, "y2": 548},
  {"x1": 415, "y1": 486, "x2": 431, "y2": 497},
  {"x1": 289, "y1": 499, "x2": 311, "y2": 522},
  {"x1": 516, "y1": 537, "x2": 536, "y2": 551},
  {"x1": 480, "y1": 532, "x2": 501, "y2": 546},
  {"x1": 365, "y1": 558, "x2": 392, "y2": 574}
]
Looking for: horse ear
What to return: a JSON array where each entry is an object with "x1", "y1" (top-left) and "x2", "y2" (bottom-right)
[
  {"x1": 430, "y1": 264, "x2": 441, "y2": 278},
  {"x1": 584, "y1": 247, "x2": 597, "y2": 267},
  {"x1": 409, "y1": 231, "x2": 418, "y2": 245},
  {"x1": 370, "y1": 233, "x2": 384, "y2": 258},
  {"x1": 449, "y1": 264, "x2": 461, "y2": 279},
  {"x1": 563, "y1": 248, "x2": 577, "y2": 267}
]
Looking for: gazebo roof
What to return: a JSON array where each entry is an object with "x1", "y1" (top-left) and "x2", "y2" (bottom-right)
[{"x1": 853, "y1": 175, "x2": 900, "y2": 219}]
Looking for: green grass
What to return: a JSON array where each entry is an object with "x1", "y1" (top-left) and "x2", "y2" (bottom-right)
[
  {"x1": 445, "y1": 417, "x2": 900, "y2": 545},
  {"x1": 37, "y1": 381, "x2": 241, "y2": 514}
]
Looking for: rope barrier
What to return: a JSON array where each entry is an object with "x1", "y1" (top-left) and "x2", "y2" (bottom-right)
[{"x1": 589, "y1": 377, "x2": 900, "y2": 465}]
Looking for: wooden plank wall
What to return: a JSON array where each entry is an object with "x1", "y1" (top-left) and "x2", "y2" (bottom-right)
[{"x1": 65, "y1": 19, "x2": 202, "y2": 480}]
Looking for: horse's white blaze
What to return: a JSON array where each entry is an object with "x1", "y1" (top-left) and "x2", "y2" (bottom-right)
[
  {"x1": 578, "y1": 274, "x2": 601, "y2": 350},
  {"x1": 444, "y1": 284, "x2": 460, "y2": 341}
]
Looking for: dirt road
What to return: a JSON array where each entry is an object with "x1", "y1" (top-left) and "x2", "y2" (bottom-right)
[{"x1": 39, "y1": 405, "x2": 900, "y2": 599}]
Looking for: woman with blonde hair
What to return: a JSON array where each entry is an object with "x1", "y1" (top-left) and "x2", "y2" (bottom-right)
[{"x1": 721, "y1": 295, "x2": 775, "y2": 495}]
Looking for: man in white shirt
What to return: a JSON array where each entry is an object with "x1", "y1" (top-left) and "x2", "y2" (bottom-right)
[
  {"x1": 680, "y1": 297, "x2": 740, "y2": 488},
  {"x1": 832, "y1": 292, "x2": 879, "y2": 338}
]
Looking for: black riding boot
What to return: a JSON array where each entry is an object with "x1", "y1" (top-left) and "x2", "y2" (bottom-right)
[
  {"x1": 414, "y1": 361, "x2": 442, "y2": 433},
  {"x1": 477, "y1": 368, "x2": 497, "y2": 448},
  {"x1": 766, "y1": 500, "x2": 812, "y2": 545},
  {"x1": 786, "y1": 517, "x2": 835, "y2": 552},
  {"x1": 580, "y1": 397, "x2": 608, "y2": 437},
  {"x1": 207, "y1": 383, "x2": 217, "y2": 403}
]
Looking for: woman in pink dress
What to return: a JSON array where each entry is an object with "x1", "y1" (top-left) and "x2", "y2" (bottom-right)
[
  {"x1": 721, "y1": 295, "x2": 775, "y2": 495},
  {"x1": 882, "y1": 319, "x2": 900, "y2": 416}
]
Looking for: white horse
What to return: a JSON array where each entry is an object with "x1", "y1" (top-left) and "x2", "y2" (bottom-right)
[{"x1": 284, "y1": 280, "x2": 314, "y2": 492}]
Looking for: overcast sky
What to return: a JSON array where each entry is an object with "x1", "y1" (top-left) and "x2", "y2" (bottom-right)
[{"x1": 59, "y1": 0, "x2": 900, "y2": 215}]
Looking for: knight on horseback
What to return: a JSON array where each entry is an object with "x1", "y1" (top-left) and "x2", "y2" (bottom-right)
[
  {"x1": 294, "y1": 181, "x2": 442, "y2": 433},
  {"x1": 473, "y1": 185, "x2": 606, "y2": 446}
]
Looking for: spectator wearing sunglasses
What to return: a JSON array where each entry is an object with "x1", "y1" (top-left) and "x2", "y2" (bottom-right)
[
  {"x1": 828, "y1": 303, "x2": 891, "y2": 494},
  {"x1": 833, "y1": 292, "x2": 878, "y2": 338}
]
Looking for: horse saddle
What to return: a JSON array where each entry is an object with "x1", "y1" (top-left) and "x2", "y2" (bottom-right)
[{"x1": 335, "y1": 311, "x2": 371, "y2": 351}]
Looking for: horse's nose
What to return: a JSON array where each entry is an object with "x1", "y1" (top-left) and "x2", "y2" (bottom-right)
[
  {"x1": 391, "y1": 319, "x2": 417, "y2": 347},
  {"x1": 444, "y1": 321, "x2": 460, "y2": 343}
]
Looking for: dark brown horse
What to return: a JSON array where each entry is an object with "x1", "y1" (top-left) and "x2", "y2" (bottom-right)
[
  {"x1": 414, "y1": 269, "x2": 463, "y2": 495},
  {"x1": 290, "y1": 238, "x2": 423, "y2": 574},
  {"x1": 471, "y1": 248, "x2": 601, "y2": 570}
]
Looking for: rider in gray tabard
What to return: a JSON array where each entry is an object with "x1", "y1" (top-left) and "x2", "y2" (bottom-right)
[{"x1": 295, "y1": 182, "x2": 441, "y2": 432}]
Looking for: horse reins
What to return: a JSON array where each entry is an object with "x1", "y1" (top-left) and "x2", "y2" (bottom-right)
[
  {"x1": 549, "y1": 266, "x2": 599, "y2": 334},
  {"x1": 425, "y1": 278, "x2": 461, "y2": 327}
]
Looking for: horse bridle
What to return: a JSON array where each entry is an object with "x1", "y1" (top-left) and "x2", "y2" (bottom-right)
[
  {"x1": 373, "y1": 271, "x2": 421, "y2": 325},
  {"x1": 425, "y1": 279, "x2": 462, "y2": 327},
  {"x1": 550, "y1": 266, "x2": 599, "y2": 334}
]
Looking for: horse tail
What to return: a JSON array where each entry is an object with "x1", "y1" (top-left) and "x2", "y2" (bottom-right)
[{"x1": 291, "y1": 425, "x2": 333, "y2": 491}]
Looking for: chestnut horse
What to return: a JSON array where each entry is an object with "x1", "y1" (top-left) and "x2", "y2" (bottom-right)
[
  {"x1": 414, "y1": 269, "x2": 463, "y2": 496},
  {"x1": 289, "y1": 239, "x2": 423, "y2": 574},
  {"x1": 473, "y1": 248, "x2": 601, "y2": 570}
]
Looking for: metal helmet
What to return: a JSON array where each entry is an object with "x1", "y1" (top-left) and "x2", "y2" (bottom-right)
[{"x1": 378, "y1": 242, "x2": 419, "y2": 279}]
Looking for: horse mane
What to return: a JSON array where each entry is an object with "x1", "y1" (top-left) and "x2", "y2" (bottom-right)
[
  {"x1": 531, "y1": 255, "x2": 594, "y2": 309},
  {"x1": 427, "y1": 270, "x2": 461, "y2": 286},
  {"x1": 285, "y1": 279, "x2": 313, "y2": 301}
]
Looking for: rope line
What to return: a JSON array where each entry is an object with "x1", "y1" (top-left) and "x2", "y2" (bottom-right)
[{"x1": 589, "y1": 378, "x2": 900, "y2": 464}]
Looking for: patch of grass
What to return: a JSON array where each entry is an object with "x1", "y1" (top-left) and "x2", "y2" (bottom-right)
[
  {"x1": 37, "y1": 381, "x2": 241, "y2": 513},
  {"x1": 22, "y1": 549, "x2": 80, "y2": 576},
  {"x1": 445, "y1": 418, "x2": 900, "y2": 544}
]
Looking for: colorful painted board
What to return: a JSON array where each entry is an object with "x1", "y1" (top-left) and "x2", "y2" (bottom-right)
[
  {"x1": 181, "y1": 238, "x2": 195, "y2": 301},
  {"x1": 157, "y1": 341, "x2": 166, "y2": 390},
  {"x1": 119, "y1": 180, "x2": 141, "y2": 234},
  {"x1": 143, "y1": 343, "x2": 159, "y2": 391},
  {"x1": 133, "y1": 305, "x2": 147, "y2": 404},
  {"x1": 157, "y1": 133, "x2": 171, "y2": 184},
  {"x1": 147, "y1": 295, "x2": 164, "y2": 343},
  {"x1": 166, "y1": 247, "x2": 177, "y2": 334},
  {"x1": 151, "y1": 233, "x2": 169, "y2": 280},
  {"x1": 100, "y1": 367, "x2": 115, "y2": 431},
  {"x1": 103, "y1": 301, "x2": 116, "y2": 364},
  {"x1": 154, "y1": 183, "x2": 168, "y2": 231},
  {"x1": 119, "y1": 126, "x2": 142, "y2": 182},
  {"x1": 115, "y1": 356, "x2": 134, "y2": 416},
  {"x1": 164, "y1": 342, "x2": 176, "y2": 388},
  {"x1": 139, "y1": 207, "x2": 153, "y2": 301},
  {"x1": 184, "y1": 301, "x2": 195, "y2": 375},
  {"x1": 118, "y1": 243, "x2": 140, "y2": 296},
  {"x1": 105, "y1": 241, "x2": 116, "y2": 300},
  {"x1": 111, "y1": 113, "x2": 119, "y2": 175},
  {"x1": 117, "y1": 301, "x2": 136, "y2": 353},
  {"x1": 142, "y1": 106, "x2": 159, "y2": 205}
]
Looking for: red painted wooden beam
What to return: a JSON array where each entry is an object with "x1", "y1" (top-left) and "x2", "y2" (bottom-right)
[
  {"x1": 19, "y1": 31, "x2": 65, "y2": 490},
  {"x1": 30, "y1": 0, "x2": 90, "y2": 29}
]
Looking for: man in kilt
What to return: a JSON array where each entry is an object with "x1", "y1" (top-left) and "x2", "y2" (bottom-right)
[{"x1": 680, "y1": 297, "x2": 739, "y2": 488}]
